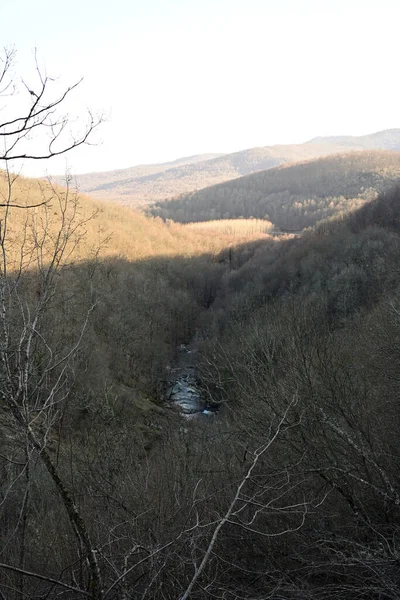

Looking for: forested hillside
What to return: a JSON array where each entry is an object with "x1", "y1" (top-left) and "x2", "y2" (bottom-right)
[
  {"x1": 68, "y1": 142, "x2": 354, "y2": 206},
  {"x1": 150, "y1": 150, "x2": 400, "y2": 229},
  {"x1": 0, "y1": 168, "x2": 276, "y2": 599},
  {"x1": 191, "y1": 185, "x2": 400, "y2": 599},
  {"x1": 54, "y1": 153, "x2": 223, "y2": 199},
  {"x1": 0, "y1": 171, "x2": 250, "y2": 406},
  {"x1": 64, "y1": 129, "x2": 400, "y2": 208},
  {"x1": 4, "y1": 159, "x2": 400, "y2": 598}
]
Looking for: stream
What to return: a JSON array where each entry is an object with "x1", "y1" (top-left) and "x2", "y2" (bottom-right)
[{"x1": 166, "y1": 338, "x2": 218, "y2": 419}]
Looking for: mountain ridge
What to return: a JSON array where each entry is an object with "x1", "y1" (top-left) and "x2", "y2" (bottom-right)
[
  {"x1": 307, "y1": 128, "x2": 400, "y2": 149},
  {"x1": 55, "y1": 129, "x2": 400, "y2": 207}
]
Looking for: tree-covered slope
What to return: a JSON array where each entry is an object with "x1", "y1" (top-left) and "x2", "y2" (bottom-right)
[
  {"x1": 5, "y1": 169, "x2": 400, "y2": 599},
  {"x1": 63, "y1": 129, "x2": 400, "y2": 208},
  {"x1": 0, "y1": 170, "x2": 249, "y2": 406},
  {"x1": 189, "y1": 185, "x2": 400, "y2": 598},
  {"x1": 57, "y1": 153, "x2": 223, "y2": 195},
  {"x1": 67, "y1": 142, "x2": 355, "y2": 206},
  {"x1": 150, "y1": 150, "x2": 400, "y2": 229}
]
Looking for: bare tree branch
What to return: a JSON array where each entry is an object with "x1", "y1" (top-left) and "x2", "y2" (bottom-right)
[
  {"x1": 0, "y1": 562, "x2": 91, "y2": 597},
  {"x1": 0, "y1": 49, "x2": 102, "y2": 163},
  {"x1": 179, "y1": 396, "x2": 299, "y2": 600}
]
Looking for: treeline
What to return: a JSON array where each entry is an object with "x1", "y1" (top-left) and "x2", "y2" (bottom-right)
[{"x1": 150, "y1": 150, "x2": 400, "y2": 230}]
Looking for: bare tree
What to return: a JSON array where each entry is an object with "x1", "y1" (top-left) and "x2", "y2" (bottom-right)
[
  {"x1": 0, "y1": 46, "x2": 102, "y2": 164},
  {"x1": 0, "y1": 47, "x2": 104, "y2": 599},
  {"x1": 0, "y1": 179, "x2": 104, "y2": 598}
]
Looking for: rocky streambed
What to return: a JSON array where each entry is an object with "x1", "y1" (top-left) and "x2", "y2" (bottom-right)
[{"x1": 167, "y1": 341, "x2": 218, "y2": 419}]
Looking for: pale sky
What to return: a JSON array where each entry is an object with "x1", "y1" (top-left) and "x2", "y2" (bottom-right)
[{"x1": 1, "y1": 0, "x2": 399, "y2": 176}]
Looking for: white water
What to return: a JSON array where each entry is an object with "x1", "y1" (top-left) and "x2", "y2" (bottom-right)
[{"x1": 167, "y1": 343, "x2": 217, "y2": 418}]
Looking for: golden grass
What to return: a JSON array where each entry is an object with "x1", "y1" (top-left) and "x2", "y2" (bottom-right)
[{"x1": 184, "y1": 218, "x2": 274, "y2": 236}]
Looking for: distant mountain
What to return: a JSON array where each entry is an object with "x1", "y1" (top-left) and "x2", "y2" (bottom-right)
[
  {"x1": 58, "y1": 129, "x2": 400, "y2": 207},
  {"x1": 74, "y1": 153, "x2": 224, "y2": 187},
  {"x1": 54, "y1": 154, "x2": 223, "y2": 202},
  {"x1": 91, "y1": 143, "x2": 361, "y2": 205},
  {"x1": 149, "y1": 150, "x2": 400, "y2": 231},
  {"x1": 64, "y1": 143, "x2": 361, "y2": 206},
  {"x1": 307, "y1": 128, "x2": 400, "y2": 151}
]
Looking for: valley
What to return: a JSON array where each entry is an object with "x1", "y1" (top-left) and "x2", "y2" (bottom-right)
[
  {"x1": 2, "y1": 0, "x2": 400, "y2": 592},
  {"x1": 3, "y1": 128, "x2": 400, "y2": 600}
]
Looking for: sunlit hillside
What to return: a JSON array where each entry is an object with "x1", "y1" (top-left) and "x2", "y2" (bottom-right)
[
  {"x1": 53, "y1": 153, "x2": 223, "y2": 202},
  {"x1": 0, "y1": 171, "x2": 243, "y2": 267}
]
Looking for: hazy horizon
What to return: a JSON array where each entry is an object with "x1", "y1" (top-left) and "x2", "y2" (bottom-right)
[{"x1": 1, "y1": 0, "x2": 400, "y2": 177}]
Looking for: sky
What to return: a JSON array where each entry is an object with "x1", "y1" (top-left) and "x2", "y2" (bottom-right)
[{"x1": 1, "y1": 0, "x2": 400, "y2": 177}]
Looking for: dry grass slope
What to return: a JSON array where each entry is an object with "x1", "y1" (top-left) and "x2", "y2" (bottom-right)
[{"x1": 184, "y1": 218, "x2": 274, "y2": 236}]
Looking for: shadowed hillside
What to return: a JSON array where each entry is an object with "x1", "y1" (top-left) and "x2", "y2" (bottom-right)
[{"x1": 150, "y1": 150, "x2": 400, "y2": 229}]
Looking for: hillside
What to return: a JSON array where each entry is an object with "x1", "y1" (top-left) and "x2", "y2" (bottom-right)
[
  {"x1": 192, "y1": 185, "x2": 400, "y2": 599},
  {"x1": 61, "y1": 129, "x2": 400, "y2": 207},
  {"x1": 65, "y1": 143, "x2": 355, "y2": 206},
  {"x1": 5, "y1": 176, "x2": 400, "y2": 599},
  {"x1": 149, "y1": 149, "x2": 400, "y2": 229},
  {"x1": 0, "y1": 170, "x2": 259, "y2": 409},
  {"x1": 60, "y1": 153, "x2": 223, "y2": 194}
]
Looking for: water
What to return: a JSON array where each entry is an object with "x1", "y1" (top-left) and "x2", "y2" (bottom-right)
[{"x1": 167, "y1": 343, "x2": 218, "y2": 418}]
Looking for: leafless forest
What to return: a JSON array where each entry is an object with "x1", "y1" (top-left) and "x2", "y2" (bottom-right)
[{"x1": 2, "y1": 49, "x2": 400, "y2": 600}]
